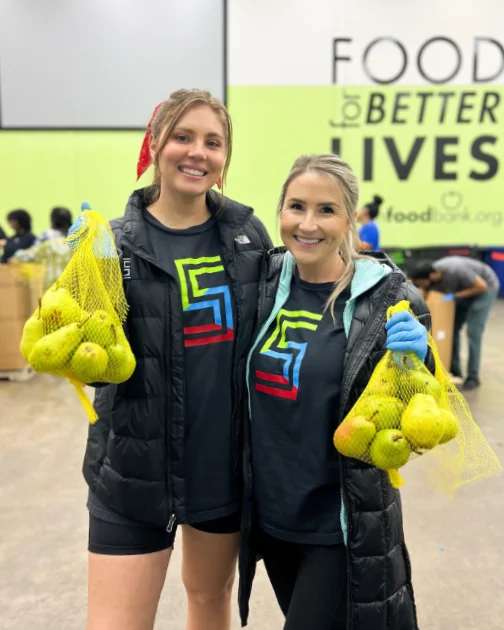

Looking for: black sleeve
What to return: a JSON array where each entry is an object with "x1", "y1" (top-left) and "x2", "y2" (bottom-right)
[
  {"x1": 395, "y1": 280, "x2": 436, "y2": 375},
  {"x1": 2, "y1": 238, "x2": 17, "y2": 262},
  {"x1": 249, "y1": 215, "x2": 274, "y2": 251}
]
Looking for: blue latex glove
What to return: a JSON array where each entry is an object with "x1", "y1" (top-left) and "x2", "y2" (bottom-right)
[
  {"x1": 385, "y1": 311, "x2": 428, "y2": 362},
  {"x1": 442, "y1": 293, "x2": 455, "y2": 302},
  {"x1": 67, "y1": 201, "x2": 91, "y2": 251},
  {"x1": 67, "y1": 201, "x2": 116, "y2": 258}
]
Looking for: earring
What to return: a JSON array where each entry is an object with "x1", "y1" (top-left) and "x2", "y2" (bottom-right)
[{"x1": 216, "y1": 177, "x2": 222, "y2": 190}]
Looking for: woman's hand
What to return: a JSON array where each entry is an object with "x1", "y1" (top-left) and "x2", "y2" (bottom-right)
[{"x1": 385, "y1": 310, "x2": 428, "y2": 362}]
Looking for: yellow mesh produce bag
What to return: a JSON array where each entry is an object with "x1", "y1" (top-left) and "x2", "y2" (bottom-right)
[
  {"x1": 334, "y1": 300, "x2": 501, "y2": 493},
  {"x1": 19, "y1": 210, "x2": 136, "y2": 423}
]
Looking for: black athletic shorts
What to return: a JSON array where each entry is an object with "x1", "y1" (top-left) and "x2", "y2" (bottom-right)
[
  {"x1": 88, "y1": 502, "x2": 241, "y2": 556},
  {"x1": 88, "y1": 511, "x2": 241, "y2": 555}
]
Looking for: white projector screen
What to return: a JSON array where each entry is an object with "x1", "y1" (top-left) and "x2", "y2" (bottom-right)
[{"x1": 0, "y1": 0, "x2": 225, "y2": 129}]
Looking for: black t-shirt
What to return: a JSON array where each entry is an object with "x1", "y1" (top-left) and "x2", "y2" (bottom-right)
[
  {"x1": 1, "y1": 232, "x2": 36, "y2": 262},
  {"x1": 249, "y1": 273, "x2": 349, "y2": 545},
  {"x1": 144, "y1": 210, "x2": 238, "y2": 523}
]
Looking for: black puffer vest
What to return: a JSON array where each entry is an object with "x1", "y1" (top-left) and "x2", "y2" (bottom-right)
[
  {"x1": 239, "y1": 250, "x2": 432, "y2": 630},
  {"x1": 82, "y1": 188, "x2": 272, "y2": 528}
]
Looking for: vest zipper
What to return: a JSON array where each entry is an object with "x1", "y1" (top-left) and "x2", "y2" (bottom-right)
[
  {"x1": 165, "y1": 281, "x2": 176, "y2": 524},
  {"x1": 229, "y1": 246, "x2": 243, "y2": 477},
  {"x1": 166, "y1": 513, "x2": 176, "y2": 533}
]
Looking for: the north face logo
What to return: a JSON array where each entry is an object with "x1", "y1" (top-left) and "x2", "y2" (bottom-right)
[
  {"x1": 123, "y1": 257, "x2": 131, "y2": 279},
  {"x1": 235, "y1": 234, "x2": 251, "y2": 245}
]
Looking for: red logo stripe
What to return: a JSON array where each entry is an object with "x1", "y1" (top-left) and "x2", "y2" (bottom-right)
[
  {"x1": 255, "y1": 383, "x2": 298, "y2": 399},
  {"x1": 184, "y1": 329, "x2": 234, "y2": 347},
  {"x1": 184, "y1": 323, "x2": 221, "y2": 335},
  {"x1": 255, "y1": 370, "x2": 289, "y2": 385}
]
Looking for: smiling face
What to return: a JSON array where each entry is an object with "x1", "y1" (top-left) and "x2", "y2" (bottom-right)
[
  {"x1": 152, "y1": 104, "x2": 226, "y2": 200},
  {"x1": 280, "y1": 171, "x2": 351, "y2": 278}
]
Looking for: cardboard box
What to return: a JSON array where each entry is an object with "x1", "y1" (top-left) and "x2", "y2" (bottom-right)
[
  {"x1": 0, "y1": 319, "x2": 26, "y2": 370},
  {"x1": 0, "y1": 266, "x2": 16, "y2": 286},
  {"x1": 0, "y1": 265, "x2": 44, "y2": 321},
  {"x1": 0, "y1": 265, "x2": 44, "y2": 370},
  {"x1": 0, "y1": 284, "x2": 31, "y2": 320},
  {"x1": 425, "y1": 291, "x2": 455, "y2": 372}
]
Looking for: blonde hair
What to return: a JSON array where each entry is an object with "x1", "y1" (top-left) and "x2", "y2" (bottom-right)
[
  {"x1": 148, "y1": 89, "x2": 232, "y2": 203},
  {"x1": 278, "y1": 154, "x2": 362, "y2": 316}
]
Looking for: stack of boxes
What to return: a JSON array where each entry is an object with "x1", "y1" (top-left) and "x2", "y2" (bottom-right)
[
  {"x1": 424, "y1": 291, "x2": 456, "y2": 372},
  {"x1": 0, "y1": 265, "x2": 43, "y2": 371}
]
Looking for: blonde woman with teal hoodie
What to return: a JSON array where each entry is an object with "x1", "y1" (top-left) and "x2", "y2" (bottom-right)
[{"x1": 239, "y1": 154, "x2": 431, "y2": 630}]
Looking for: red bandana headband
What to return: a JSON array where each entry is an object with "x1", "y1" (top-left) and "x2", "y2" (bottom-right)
[{"x1": 136, "y1": 102, "x2": 164, "y2": 181}]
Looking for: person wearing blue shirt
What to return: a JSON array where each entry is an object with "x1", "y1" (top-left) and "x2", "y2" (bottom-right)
[{"x1": 357, "y1": 195, "x2": 383, "y2": 251}]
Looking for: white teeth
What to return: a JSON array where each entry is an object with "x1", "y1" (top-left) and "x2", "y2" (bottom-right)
[
  {"x1": 296, "y1": 236, "x2": 322, "y2": 244},
  {"x1": 180, "y1": 167, "x2": 205, "y2": 176}
]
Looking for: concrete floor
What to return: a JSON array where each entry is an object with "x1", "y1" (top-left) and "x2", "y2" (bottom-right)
[{"x1": 1, "y1": 303, "x2": 503, "y2": 629}]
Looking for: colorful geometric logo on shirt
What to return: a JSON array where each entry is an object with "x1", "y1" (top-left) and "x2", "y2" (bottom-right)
[
  {"x1": 175, "y1": 256, "x2": 234, "y2": 347},
  {"x1": 255, "y1": 309, "x2": 322, "y2": 399}
]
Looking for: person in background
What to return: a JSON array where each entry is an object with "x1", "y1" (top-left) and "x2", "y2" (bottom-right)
[
  {"x1": 410, "y1": 256, "x2": 500, "y2": 390},
  {"x1": 239, "y1": 155, "x2": 430, "y2": 630},
  {"x1": 12, "y1": 207, "x2": 74, "y2": 290},
  {"x1": 0, "y1": 209, "x2": 36, "y2": 263},
  {"x1": 356, "y1": 194, "x2": 383, "y2": 251},
  {"x1": 35, "y1": 206, "x2": 73, "y2": 243}
]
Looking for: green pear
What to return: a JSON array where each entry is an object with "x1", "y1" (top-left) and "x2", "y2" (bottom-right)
[
  {"x1": 29, "y1": 323, "x2": 83, "y2": 373},
  {"x1": 355, "y1": 396, "x2": 405, "y2": 431},
  {"x1": 392, "y1": 351, "x2": 423, "y2": 372},
  {"x1": 20, "y1": 310, "x2": 45, "y2": 361},
  {"x1": 370, "y1": 366, "x2": 401, "y2": 398},
  {"x1": 369, "y1": 429, "x2": 412, "y2": 470},
  {"x1": 401, "y1": 393, "x2": 444, "y2": 450},
  {"x1": 70, "y1": 342, "x2": 109, "y2": 383},
  {"x1": 438, "y1": 409, "x2": 459, "y2": 445},
  {"x1": 334, "y1": 416, "x2": 376, "y2": 458},
  {"x1": 103, "y1": 342, "x2": 136, "y2": 383},
  {"x1": 40, "y1": 287, "x2": 84, "y2": 332},
  {"x1": 83, "y1": 310, "x2": 116, "y2": 348},
  {"x1": 403, "y1": 371, "x2": 442, "y2": 403}
]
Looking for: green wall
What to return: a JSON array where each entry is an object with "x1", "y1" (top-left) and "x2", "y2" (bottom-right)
[
  {"x1": 1, "y1": 85, "x2": 503, "y2": 247},
  {"x1": 0, "y1": 131, "x2": 143, "y2": 234}
]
